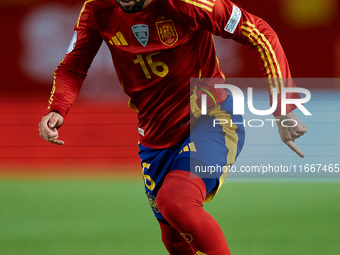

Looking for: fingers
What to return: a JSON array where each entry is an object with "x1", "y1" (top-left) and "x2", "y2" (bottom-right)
[
  {"x1": 285, "y1": 140, "x2": 305, "y2": 158},
  {"x1": 298, "y1": 123, "x2": 308, "y2": 134},
  {"x1": 39, "y1": 123, "x2": 64, "y2": 145},
  {"x1": 283, "y1": 123, "x2": 307, "y2": 158},
  {"x1": 50, "y1": 139, "x2": 65, "y2": 146},
  {"x1": 289, "y1": 130, "x2": 305, "y2": 140},
  {"x1": 48, "y1": 112, "x2": 64, "y2": 129},
  {"x1": 41, "y1": 127, "x2": 64, "y2": 145},
  {"x1": 276, "y1": 113, "x2": 307, "y2": 158},
  {"x1": 292, "y1": 122, "x2": 307, "y2": 137},
  {"x1": 38, "y1": 112, "x2": 65, "y2": 145},
  {"x1": 281, "y1": 128, "x2": 305, "y2": 143}
]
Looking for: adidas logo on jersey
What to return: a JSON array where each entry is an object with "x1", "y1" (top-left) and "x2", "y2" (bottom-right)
[{"x1": 109, "y1": 31, "x2": 128, "y2": 46}]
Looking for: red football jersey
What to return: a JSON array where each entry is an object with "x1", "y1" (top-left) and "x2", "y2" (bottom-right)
[{"x1": 47, "y1": 0, "x2": 298, "y2": 148}]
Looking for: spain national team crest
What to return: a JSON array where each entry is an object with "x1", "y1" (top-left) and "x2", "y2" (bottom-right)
[
  {"x1": 132, "y1": 24, "x2": 149, "y2": 47},
  {"x1": 156, "y1": 20, "x2": 178, "y2": 46},
  {"x1": 147, "y1": 193, "x2": 160, "y2": 213}
]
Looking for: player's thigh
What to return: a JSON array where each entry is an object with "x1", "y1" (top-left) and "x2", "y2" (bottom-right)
[{"x1": 138, "y1": 143, "x2": 181, "y2": 220}]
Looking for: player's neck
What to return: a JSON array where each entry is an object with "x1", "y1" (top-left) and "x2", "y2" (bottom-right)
[{"x1": 142, "y1": 0, "x2": 153, "y2": 9}]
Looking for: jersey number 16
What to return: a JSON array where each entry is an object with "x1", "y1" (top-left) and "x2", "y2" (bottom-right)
[{"x1": 134, "y1": 52, "x2": 169, "y2": 78}]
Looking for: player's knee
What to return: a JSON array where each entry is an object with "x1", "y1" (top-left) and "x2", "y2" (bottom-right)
[
  {"x1": 157, "y1": 185, "x2": 203, "y2": 221},
  {"x1": 157, "y1": 170, "x2": 207, "y2": 222},
  {"x1": 156, "y1": 185, "x2": 184, "y2": 220}
]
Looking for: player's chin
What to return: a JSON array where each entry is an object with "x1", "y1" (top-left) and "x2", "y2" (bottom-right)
[
  {"x1": 120, "y1": 6, "x2": 135, "y2": 13},
  {"x1": 117, "y1": 0, "x2": 144, "y2": 13}
]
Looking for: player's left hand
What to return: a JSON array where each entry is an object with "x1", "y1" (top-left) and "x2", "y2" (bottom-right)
[
  {"x1": 276, "y1": 111, "x2": 307, "y2": 158},
  {"x1": 38, "y1": 111, "x2": 65, "y2": 145}
]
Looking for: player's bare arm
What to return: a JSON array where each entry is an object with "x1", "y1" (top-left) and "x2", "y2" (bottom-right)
[
  {"x1": 38, "y1": 111, "x2": 65, "y2": 145},
  {"x1": 276, "y1": 111, "x2": 307, "y2": 158}
]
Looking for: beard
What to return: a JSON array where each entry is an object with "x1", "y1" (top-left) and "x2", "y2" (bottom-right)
[{"x1": 116, "y1": 0, "x2": 147, "y2": 13}]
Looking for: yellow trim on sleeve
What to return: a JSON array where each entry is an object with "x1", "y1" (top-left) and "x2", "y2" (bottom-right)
[
  {"x1": 196, "y1": 0, "x2": 214, "y2": 7},
  {"x1": 241, "y1": 29, "x2": 274, "y2": 92},
  {"x1": 47, "y1": 61, "x2": 63, "y2": 110},
  {"x1": 47, "y1": 74, "x2": 56, "y2": 110},
  {"x1": 77, "y1": 0, "x2": 96, "y2": 28},
  {"x1": 180, "y1": 0, "x2": 213, "y2": 12},
  {"x1": 244, "y1": 21, "x2": 283, "y2": 83},
  {"x1": 241, "y1": 21, "x2": 284, "y2": 93}
]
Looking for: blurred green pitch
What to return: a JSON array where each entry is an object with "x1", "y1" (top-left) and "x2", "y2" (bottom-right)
[{"x1": 0, "y1": 178, "x2": 339, "y2": 255}]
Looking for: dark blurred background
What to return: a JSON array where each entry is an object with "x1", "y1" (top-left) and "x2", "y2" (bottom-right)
[{"x1": 1, "y1": 0, "x2": 339, "y2": 173}]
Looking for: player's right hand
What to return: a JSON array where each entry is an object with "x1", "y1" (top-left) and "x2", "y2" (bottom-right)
[
  {"x1": 38, "y1": 112, "x2": 65, "y2": 145},
  {"x1": 276, "y1": 111, "x2": 307, "y2": 158}
]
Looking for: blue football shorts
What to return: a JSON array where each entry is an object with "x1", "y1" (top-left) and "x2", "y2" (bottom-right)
[{"x1": 138, "y1": 96, "x2": 245, "y2": 220}]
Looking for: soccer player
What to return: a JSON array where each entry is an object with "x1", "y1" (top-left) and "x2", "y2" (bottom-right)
[{"x1": 38, "y1": 0, "x2": 307, "y2": 254}]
